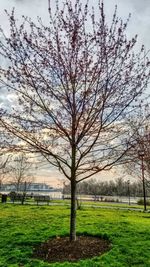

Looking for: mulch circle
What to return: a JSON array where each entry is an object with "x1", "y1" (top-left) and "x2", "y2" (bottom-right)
[{"x1": 33, "y1": 235, "x2": 111, "y2": 263}]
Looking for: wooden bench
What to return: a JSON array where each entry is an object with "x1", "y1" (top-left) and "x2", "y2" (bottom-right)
[{"x1": 34, "y1": 195, "x2": 51, "y2": 205}]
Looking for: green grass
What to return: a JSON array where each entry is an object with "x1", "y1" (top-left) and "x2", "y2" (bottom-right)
[
  {"x1": 32, "y1": 198, "x2": 146, "y2": 209},
  {"x1": 82, "y1": 201, "x2": 145, "y2": 210},
  {"x1": 5, "y1": 196, "x2": 146, "y2": 210},
  {"x1": 0, "y1": 203, "x2": 150, "y2": 267}
]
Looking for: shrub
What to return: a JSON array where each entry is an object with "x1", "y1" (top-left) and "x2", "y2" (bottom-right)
[{"x1": 137, "y1": 199, "x2": 150, "y2": 206}]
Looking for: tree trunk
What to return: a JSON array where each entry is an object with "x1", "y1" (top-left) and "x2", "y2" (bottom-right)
[
  {"x1": 70, "y1": 178, "x2": 77, "y2": 241},
  {"x1": 16, "y1": 183, "x2": 19, "y2": 192},
  {"x1": 70, "y1": 96, "x2": 76, "y2": 241}
]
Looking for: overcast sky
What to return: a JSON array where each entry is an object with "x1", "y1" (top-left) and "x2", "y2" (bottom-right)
[{"x1": 0, "y1": 0, "x2": 150, "y2": 185}]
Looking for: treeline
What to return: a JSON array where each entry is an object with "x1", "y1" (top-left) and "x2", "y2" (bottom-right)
[{"x1": 63, "y1": 178, "x2": 150, "y2": 197}]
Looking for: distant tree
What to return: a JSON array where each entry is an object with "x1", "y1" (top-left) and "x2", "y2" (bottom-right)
[
  {"x1": 124, "y1": 108, "x2": 150, "y2": 182},
  {"x1": 8, "y1": 153, "x2": 34, "y2": 194},
  {"x1": 0, "y1": 154, "x2": 10, "y2": 190},
  {"x1": 63, "y1": 177, "x2": 147, "y2": 198},
  {"x1": 85, "y1": 178, "x2": 101, "y2": 200},
  {"x1": 115, "y1": 177, "x2": 125, "y2": 197},
  {"x1": 123, "y1": 110, "x2": 150, "y2": 209},
  {"x1": 0, "y1": 0, "x2": 149, "y2": 241}
]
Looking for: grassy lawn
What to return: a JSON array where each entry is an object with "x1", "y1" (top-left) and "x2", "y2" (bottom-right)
[
  {"x1": 39, "y1": 199, "x2": 145, "y2": 210},
  {"x1": 77, "y1": 200, "x2": 144, "y2": 209},
  {"x1": 0, "y1": 203, "x2": 150, "y2": 267}
]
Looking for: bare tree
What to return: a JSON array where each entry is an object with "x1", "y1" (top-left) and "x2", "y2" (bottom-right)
[
  {"x1": 0, "y1": 0, "x2": 149, "y2": 240},
  {"x1": 63, "y1": 177, "x2": 146, "y2": 198},
  {"x1": 123, "y1": 108, "x2": 150, "y2": 210},
  {"x1": 8, "y1": 153, "x2": 34, "y2": 193},
  {"x1": 124, "y1": 108, "x2": 150, "y2": 180},
  {"x1": 0, "y1": 154, "x2": 10, "y2": 189}
]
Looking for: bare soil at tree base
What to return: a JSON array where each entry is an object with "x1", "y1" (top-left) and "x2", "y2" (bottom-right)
[{"x1": 33, "y1": 235, "x2": 111, "y2": 263}]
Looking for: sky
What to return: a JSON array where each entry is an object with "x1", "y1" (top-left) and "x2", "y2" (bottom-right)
[
  {"x1": 0, "y1": 0, "x2": 150, "y2": 186},
  {"x1": 0, "y1": 0, "x2": 150, "y2": 48}
]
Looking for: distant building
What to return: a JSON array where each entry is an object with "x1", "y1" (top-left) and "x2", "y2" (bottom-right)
[{"x1": 1, "y1": 182, "x2": 60, "y2": 193}]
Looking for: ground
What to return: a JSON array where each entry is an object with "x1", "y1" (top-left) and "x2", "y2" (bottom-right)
[
  {"x1": 0, "y1": 204, "x2": 150, "y2": 266},
  {"x1": 33, "y1": 236, "x2": 111, "y2": 263}
]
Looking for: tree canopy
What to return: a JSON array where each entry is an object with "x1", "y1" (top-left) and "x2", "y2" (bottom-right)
[{"x1": 0, "y1": 0, "x2": 149, "y2": 240}]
